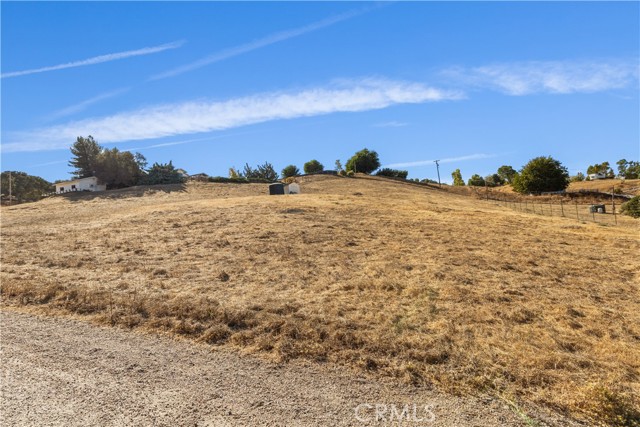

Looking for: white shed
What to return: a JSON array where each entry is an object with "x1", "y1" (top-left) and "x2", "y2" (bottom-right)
[
  {"x1": 55, "y1": 176, "x2": 106, "y2": 194},
  {"x1": 286, "y1": 183, "x2": 301, "y2": 194}
]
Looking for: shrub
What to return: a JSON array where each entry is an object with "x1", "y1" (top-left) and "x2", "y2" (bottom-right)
[
  {"x1": 281, "y1": 165, "x2": 300, "y2": 178},
  {"x1": 376, "y1": 168, "x2": 408, "y2": 179},
  {"x1": 143, "y1": 161, "x2": 186, "y2": 185},
  {"x1": 512, "y1": 156, "x2": 569, "y2": 194},
  {"x1": 345, "y1": 148, "x2": 380, "y2": 174},
  {"x1": 303, "y1": 160, "x2": 324, "y2": 174},
  {"x1": 620, "y1": 196, "x2": 640, "y2": 218},
  {"x1": 484, "y1": 173, "x2": 504, "y2": 187},
  {"x1": 208, "y1": 176, "x2": 272, "y2": 184},
  {"x1": 467, "y1": 174, "x2": 485, "y2": 186},
  {"x1": 420, "y1": 178, "x2": 439, "y2": 185}
]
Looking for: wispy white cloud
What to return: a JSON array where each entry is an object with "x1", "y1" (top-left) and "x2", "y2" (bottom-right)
[
  {"x1": 2, "y1": 78, "x2": 463, "y2": 153},
  {"x1": 373, "y1": 121, "x2": 408, "y2": 127},
  {"x1": 29, "y1": 159, "x2": 68, "y2": 168},
  {"x1": 442, "y1": 59, "x2": 639, "y2": 95},
  {"x1": 2, "y1": 41, "x2": 185, "y2": 79},
  {"x1": 149, "y1": 7, "x2": 374, "y2": 81},
  {"x1": 46, "y1": 88, "x2": 131, "y2": 121},
  {"x1": 385, "y1": 153, "x2": 496, "y2": 169}
]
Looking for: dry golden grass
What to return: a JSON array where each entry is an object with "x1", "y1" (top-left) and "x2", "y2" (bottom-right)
[
  {"x1": 489, "y1": 178, "x2": 640, "y2": 196},
  {"x1": 2, "y1": 175, "x2": 639, "y2": 425}
]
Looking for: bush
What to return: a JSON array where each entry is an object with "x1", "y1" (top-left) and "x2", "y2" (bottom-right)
[
  {"x1": 208, "y1": 176, "x2": 272, "y2": 184},
  {"x1": 376, "y1": 168, "x2": 408, "y2": 179},
  {"x1": 620, "y1": 196, "x2": 640, "y2": 218},
  {"x1": 484, "y1": 173, "x2": 504, "y2": 187},
  {"x1": 420, "y1": 178, "x2": 439, "y2": 185},
  {"x1": 467, "y1": 174, "x2": 485, "y2": 186},
  {"x1": 512, "y1": 156, "x2": 569, "y2": 194},
  {"x1": 345, "y1": 148, "x2": 380, "y2": 174},
  {"x1": 303, "y1": 160, "x2": 324, "y2": 174},
  {"x1": 143, "y1": 161, "x2": 186, "y2": 185},
  {"x1": 281, "y1": 165, "x2": 300, "y2": 178}
]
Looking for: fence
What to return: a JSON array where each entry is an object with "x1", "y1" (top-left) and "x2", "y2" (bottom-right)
[{"x1": 484, "y1": 193, "x2": 621, "y2": 226}]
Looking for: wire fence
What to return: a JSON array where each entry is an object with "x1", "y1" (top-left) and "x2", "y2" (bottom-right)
[{"x1": 484, "y1": 194, "x2": 621, "y2": 226}]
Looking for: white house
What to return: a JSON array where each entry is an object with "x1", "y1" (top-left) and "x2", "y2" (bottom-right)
[
  {"x1": 55, "y1": 176, "x2": 106, "y2": 194},
  {"x1": 587, "y1": 172, "x2": 607, "y2": 180}
]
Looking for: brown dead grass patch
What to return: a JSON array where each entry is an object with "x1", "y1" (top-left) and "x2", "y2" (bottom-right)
[{"x1": 2, "y1": 176, "x2": 639, "y2": 425}]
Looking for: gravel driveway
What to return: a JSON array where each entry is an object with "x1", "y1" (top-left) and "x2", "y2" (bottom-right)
[{"x1": 1, "y1": 310, "x2": 575, "y2": 426}]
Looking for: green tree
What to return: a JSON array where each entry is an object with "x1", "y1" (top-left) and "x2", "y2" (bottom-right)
[
  {"x1": 256, "y1": 162, "x2": 278, "y2": 181},
  {"x1": 616, "y1": 159, "x2": 640, "y2": 179},
  {"x1": 497, "y1": 165, "x2": 517, "y2": 184},
  {"x1": 134, "y1": 152, "x2": 148, "y2": 171},
  {"x1": 451, "y1": 169, "x2": 465, "y2": 186},
  {"x1": 303, "y1": 159, "x2": 324, "y2": 174},
  {"x1": 281, "y1": 164, "x2": 300, "y2": 178},
  {"x1": 69, "y1": 136, "x2": 102, "y2": 178},
  {"x1": 467, "y1": 174, "x2": 485, "y2": 186},
  {"x1": 570, "y1": 172, "x2": 586, "y2": 182},
  {"x1": 93, "y1": 148, "x2": 143, "y2": 189},
  {"x1": 242, "y1": 162, "x2": 278, "y2": 181},
  {"x1": 335, "y1": 159, "x2": 343, "y2": 172},
  {"x1": 485, "y1": 173, "x2": 504, "y2": 187},
  {"x1": 620, "y1": 196, "x2": 640, "y2": 218},
  {"x1": 143, "y1": 161, "x2": 186, "y2": 185},
  {"x1": 345, "y1": 148, "x2": 380, "y2": 174},
  {"x1": 512, "y1": 156, "x2": 569, "y2": 194},
  {"x1": 1, "y1": 171, "x2": 53, "y2": 203}
]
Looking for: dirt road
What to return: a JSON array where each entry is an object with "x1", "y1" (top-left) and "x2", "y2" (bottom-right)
[{"x1": 1, "y1": 310, "x2": 574, "y2": 426}]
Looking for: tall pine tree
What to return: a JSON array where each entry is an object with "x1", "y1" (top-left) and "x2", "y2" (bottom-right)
[{"x1": 69, "y1": 136, "x2": 102, "y2": 178}]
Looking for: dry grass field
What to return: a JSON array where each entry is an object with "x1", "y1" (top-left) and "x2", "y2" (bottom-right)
[
  {"x1": 2, "y1": 175, "x2": 639, "y2": 425},
  {"x1": 488, "y1": 178, "x2": 640, "y2": 196}
]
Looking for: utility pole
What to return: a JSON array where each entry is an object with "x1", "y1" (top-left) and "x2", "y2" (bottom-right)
[
  {"x1": 434, "y1": 160, "x2": 441, "y2": 187},
  {"x1": 8, "y1": 171, "x2": 12, "y2": 206}
]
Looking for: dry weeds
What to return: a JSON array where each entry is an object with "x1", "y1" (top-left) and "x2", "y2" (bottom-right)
[{"x1": 2, "y1": 175, "x2": 639, "y2": 425}]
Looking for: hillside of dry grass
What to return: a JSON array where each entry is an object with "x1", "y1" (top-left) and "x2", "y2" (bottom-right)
[
  {"x1": 2, "y1": 175, "x2": 639, "y2": 425},
  {"x1": 488, "y1": 178, "x2": 640, "y2": 196}
]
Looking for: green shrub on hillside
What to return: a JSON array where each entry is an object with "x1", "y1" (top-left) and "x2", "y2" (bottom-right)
[
  {"x1": 303, "y1": 160, "x2": 324, "y2": 174},
  {"x1": 143, "y1": 161, "x2": 186, "y2": 185},
  {"x1": 208, "y1": 176, "x2": 272, "y2": 184},
  {"x1": 281, "y1": 165, "x2": 300, "y2": 178},
  {"x1": 376, "y1": 168, "x2": 408, "y2": 179},
  {"x1": 620, "y1": 196, "x2": 640, "y2": 218}
]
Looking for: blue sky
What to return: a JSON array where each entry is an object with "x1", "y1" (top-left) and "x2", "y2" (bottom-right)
[{"x1": 2, "y1": 1, "x2": 639, "y2": 183}]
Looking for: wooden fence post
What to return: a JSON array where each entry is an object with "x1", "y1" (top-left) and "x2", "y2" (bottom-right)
[{"x1": 612, "y1": 187, "x2": 617, "y2": 225}]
